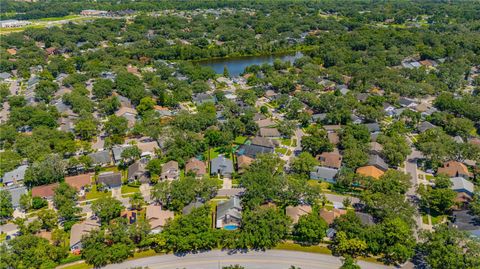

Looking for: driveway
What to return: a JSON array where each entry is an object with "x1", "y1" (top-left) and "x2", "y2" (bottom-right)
[{"x1": 102, "y1": 250, "x2": 391, "y2": 269}]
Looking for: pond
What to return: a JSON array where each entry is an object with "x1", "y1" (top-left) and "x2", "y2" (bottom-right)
[{"x1": 197, "y1": 51, "x2": 304, "y2": 77}]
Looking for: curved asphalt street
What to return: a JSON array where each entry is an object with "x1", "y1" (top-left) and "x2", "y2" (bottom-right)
[{"x1": 103, "y1": 250, "x2": 392, "y2": 269}]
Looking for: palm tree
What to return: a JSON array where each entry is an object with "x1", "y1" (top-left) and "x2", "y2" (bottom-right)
[{"x1": 129, "y1": 192, "x2": 144, "y2": 210}]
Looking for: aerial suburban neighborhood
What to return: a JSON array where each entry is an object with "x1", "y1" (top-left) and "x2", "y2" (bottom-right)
[{"x1": 0, "y1": 1, "x2": 479, "y2": 269}]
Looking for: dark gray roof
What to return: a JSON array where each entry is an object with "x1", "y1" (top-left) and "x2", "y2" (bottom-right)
[
  {"x1": 417, "y1": 121, "x2": 436, "y2": 133},
  {"x1": 364, "y1": 123, "x2": 380, "y2": 133},
  {"x1": 399, "y1": 97, "x2": 416, "y2": 107},
  {"x1": 450, "y1": 177, "x2": 474, "y2": 197},
  {"x1": 368, "y1": 154, "x2": 389, "y2": 171},
  {"x1": 112, "y1": 146, "x2": 130, "y2": 162},
  {"x1": 0, "y1": 72, "x2": 11, "y2": 80},
  {"x1": 238, "y1": 144, "x2": 274, "y2": 159},
  {"x1": 216, "y1": 196, "x2": 242, "y2": 221},
  {"x1": 127, "y1": 161, "x2": 147, "y2": 182},
  {"x1": 88, "y1": 150, "x2": 112, "y2": 165},
  {"x1": 210, "y1": 155, "x2": 234, "y2": 176},
  {"x1": 310, "y1": 166, "x2": 338, "y2": 180},
  {"x1": 250, "y1": 137, "x2": 275, "y2": 149},
  {"x1": 355, "y1": 212, "x2": 375, "y2": 226},
  {"x1": 2, "y1": 185, "x2": 27, "y2": 208},
  {"x1": 2, "y1": 165, "x2": 28, "y2": 184},
  {"x1": 193, "y1": 93, "x2": 215, "y2": 104},
  {"x1": 97, "y1": 172, "x2": 122, "y2": 188},
  {"x1": 182, "y1": 201, "x2": 204, "y2": 215}
]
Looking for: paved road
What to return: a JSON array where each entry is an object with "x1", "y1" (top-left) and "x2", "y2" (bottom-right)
[
  {"x1": 103, "y1": 250, "x2": 391, "y2": 269},
  {"x1": 404, "y1": 148, "x2": 426, "y2": 235}
]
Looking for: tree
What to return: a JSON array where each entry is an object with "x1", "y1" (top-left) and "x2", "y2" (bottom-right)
[
  {"x1": 378, "y1": 134, "x2": 411, "y2": 167},
  {"x1": 340, "y1": 256, "x2": 361, "y2": 269},
  {"x1": 136, "y1": 96, "x2": 156, "y2": 116},
  {"x1": 37, "y1": 209, "x2": 58, "y2": 231},
  {"x1": 24, "y1": 154, "x2": 66, "y2": 187},
  {"x1": 223, "y1": 65, "x2": 230, "y2": 77},
  {"x1": 93, "y1": 78, "x2": 115, "y2": 99},
  {"x1": 0, "y1": 151, "x2": 22, "y2": 177},
  {"x1": 146, "y1": 158, "x2": 163, "y2": 178},
  {"x1": 99, "y1": 96, "x2": 120, "y2": 115},
  {"x1": 418, "y1": 185, "x2": 456, "y2": 215},
  {"x1": 301, "y1": 126, "x2": 333, "y2": 156},
  {"x1": 32, "y1": 196, "x2": 48, "y2": 210},
  {"x1": 0, "y1": 190, "x2": 13, "y2": 222},
  {"x1": 129, "y1": 192, "x2": 144, "y2": 210},
  {"x1": 19, "y1": 193, "x2": 32, "y2": 212},
  {"x1": 291, "y1": 152, "x2": 317, "y2": 177},
  {"x1": 104, "y1": 115, "x2": 129, "y2": 146},
  {"x1": 91, "y1": 197, "x2": 124, "y2": 225},
  {"x1": 419, "y1": 225, "x2": 480, "y2": 269},
  {"x1": 35, "y1": 80, "x2": 58, "y2": 102},
  {"x1": 121, "y1": 145, "x2": 141, "y2": 164},
  {"x1": 241, "y1": 207, "x2": 291, "y2": 249},
  {"x1": 332, "y1": 231, "x2": 367, "y2": 258},
  {"x1": 293, "y1": 211, "x2": 328, "y2": 245},
  {"x1": 366, "y1": 170, "x2": 411, "y2": 195},
  {"x1": 53, "y1": 182, "x2": 80, "y2": 228},
  {"x1": 75, "y1": 113, "x2": 98, "y2": 141}
]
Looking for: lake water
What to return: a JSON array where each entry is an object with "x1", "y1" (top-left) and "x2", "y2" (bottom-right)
[{"x1": 197, "y1": 51, "x2": 304, "y2": 77}]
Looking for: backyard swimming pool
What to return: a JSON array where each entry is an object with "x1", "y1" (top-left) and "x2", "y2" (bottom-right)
[{"x1": 223, "y1": 224, "x2": 239, "y2": 231}]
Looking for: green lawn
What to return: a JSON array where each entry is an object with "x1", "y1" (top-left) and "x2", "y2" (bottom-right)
[
  {"x1": 275, "y1": 242, "x2": 332, "y2": 255},
  {"x1": 275, "y1": 147, "x2": 288, "y2": 155},
  {"x1": 425, "y1": 175, "x2": 435, "y2": 181},
  {"x1": 85, "y1": 185, "x2": 110, "y2": 200},
  {"x1": 291, "y1": 139, "x2": 297, "y2": 147},
  {"x1": 121, "y1": 184, "x2": 140, "y2": 194},
  {"x1": 280, "y1": 138, "x2": 292, "y2": 146},
  {"x1": 234, "y1": 136, "x2": 247, "y2": 144},
  {"x1": 38, "y1": 15, "x2": 80, "y2": 21}
]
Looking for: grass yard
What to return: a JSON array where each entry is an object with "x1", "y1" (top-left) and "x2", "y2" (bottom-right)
[
  {"x1": 275, "y1": 242, "x2": 332, "y2": 255},
  {"x1": 60, "y1": 262, "x2": 92, "y2": 269},
  {"x1": 275, "y1": 147, "x2": 288, "y2": 155},
  {"x1": 85, "y1": 185, "x2": 110, "y2": 200},
  {"x1": 425, "y1": 174, "x2": 435, "y2": 181},
  {"x1": 291, "y1": 139, "x2": 297, "y2": 147},
  {"x1": 234, "y1": 136, "x2": 247, "y2": 144},
  {"x1": 121, "y1": 184, "x2": 140, "y2": 194},
  {"x1": 38, "y1": 15, "x2": 80, "y2": 21},
  {"x1": 280, "y1": 138, "x2": 292, "y2": 146}
]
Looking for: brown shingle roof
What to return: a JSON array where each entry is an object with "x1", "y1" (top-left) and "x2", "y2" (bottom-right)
[
  {"x1": 317, "y1": 151, "x2": 342, "y2": 169},
  {"x1": 286, "y1": 205, "x2": 312, "y2": 224},
  {"x1": 356, "y1": 165, "x2": 384, "y2": 179},
  {"x1": 146, "y1": 205, "x2": 174, "y2": 230},
  {"x1": 65, "y1": 174, "x2": 91, "y2": 191},
  {"x1": 437, "y1": 161, "x2": 472, "y2": 178},
  {"x1": 185, "y1": 158, "x2": 206, "y2": 177},
  {"x1": 32, "y1": 183, "x2": 59, "y2": 198},
  {"x1": 319, "y1": 208, "x2": 347, "y2": 224}
]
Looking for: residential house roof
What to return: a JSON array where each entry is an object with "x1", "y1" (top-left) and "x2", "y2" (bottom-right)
[
  {"x1": 399, "y1": 97, "x2": 417, "y2": 107},
  {"x1": 327, "y1": 132, "x2": 339, "y2": 145},
  {"x1": 355, "y1": 212, "x2": 375, "y2": 226},
  {"x1": 69, "y1": 220, "x2": 101, "y2": 248},
  {"x1": 251, "y1": 137, "x2": 276, "y2": 149},
  {"x1": 193, "y1": 93, "x2": 215, "y2": 105},
  {"x1": 0, "y1": 72, "x2": 11, "y2": 80},
  {"x1": 2, "y1": 165, "x2": 28, "y2": 185},
  {"x1": 211, "y1": 155, "x2": 234, "y2": 176},
  {"x1": 364, "y1": 123, "x2": 380, "y2": 133},
  {"x1": 286, "y1": 205, "x2": 312, "y2": 224},
  {"x1": 417, "y1": 121, "x2": 436, "y2": 133},
  {"x1": 238, "y1": 144, "x2": 274, "y2": 159},
  {"x1": 182, "y1": 201, "x2": 204, "y2": 215},
  {"x1": 312, "y1": 113, "x2": 327, "y2": 122},
  {"x1": 146, "y1": 205, "x2": 174, "y2": 230},
  {"x1": 217, "y1": 196, "x2": 242, "y2": 221},
  {"x1": 356, "y1": 165, "x2": 384, "y2": 179},
  {"x1": 65, "y1": 174, "x2": 91, "y2": 191},
  {"x1": 369, "y1": 142, "x2": 383, "y2": 154},
  {"x1": 255, "y1": 118, "x2": 275, "y2": 128},
  {"x1": 237, "y1": 155, "x2": 254, "y2": 169},
  {"x1": 319, "y1": 208, "x2": 347, "y2": 225},
  {"x1": 253, "y1": 113, "x2": 266, "y2": 121},
  {"x1": 32, "y1": 183, "x2": 59, "y2": 199},
  {"x1": 450, "y1": 177, "x2": 474, "y2": 197},
  {"x1": 368, "y1": 154, "x2": 389, "y2": 171},
  {"x1": 112, "y1": 146, "x2": 130, "y2": 163},
  {"x1": 3, "y1": 185, "x2": 27, "y2": 208},
  {"x1": 317, "y1": 151, "x2": 342, "y2": 169},
  {"x1": 97, "y1": 172, "x2": 122, "y2": 188},
  {"x1": 127, "y1": 161, "x2": 149, "y2": 183},
  {"x1": 437, "y1": 161, "x2": 472, "y2": 178},
  {"x1": 161, "y1": 160, "x2": 179, "y2": 179},
  {"x1": 259, "y1": 127, "x2": 281, "y2": 138},
  {"x1": 88, "y1": 150, "x2": 112, "y2": 165},
  {"x1": 323, "y1": 125, "x2": 342, "y2": 132},
  {"x1": 185, "y1": 158, "x2": 207, "y2": 177},
  {"x1": 310, "y1": 166, "x2": 339, "y2": 181}
]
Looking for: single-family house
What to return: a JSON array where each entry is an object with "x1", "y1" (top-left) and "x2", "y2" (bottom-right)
[
  {"x1": 368, "y1": 154, "x2": 389, "y2": 171},
  {"x1": 161, "y1": 160, "x2": 179, "y2": 180},
  {"x1": 182, "y1": 201, "x2": 204, "y2": 215},
  {"x1": 192, "y1": 93, "x2": 215, "y2": 105},
  {"x1": 364, "y1": 123, "x2": 381, "y2": 133},
  {"x1": 97, "y1": 172, "x2": 122, "y2": 189},
  {"x1": 115, "y1": 106, "x2": 137, "y2": 128},
  {"x1": 327, "y1": 132, "x2": 340, "y2": 145},
  {"x1": 3, "y1": 185, "x2": 27, "y2": 209},
  {"x1": 255, "y1": 118, "x2": 275, "y2": 128},
  {"x1": 216, "y1": 196, "x2": 242, "y2": 229},
  {"x1": 369, "y1": 142, "x2": 383, "y2": 156},
  {"x1": 65, "y1": 174, "x2": 91, "y2": 192},
  {"x1": 69, "y1": 220, "x2": 101, "y2": 252},
  {"x1": 210, "y1": 155, "x2": 234, "y2": 177},
  {"x1": 0, "y1": 223, "x2": 19, "y2": 241},
  {"x1": 127, "y1": 161, "x2": 149, "y2": 183},
  {"x1": 317, "y1": 151, "x2": 342, "y2": 169},
  {"x1": 259, "y1": 127, "x2": 281, "y2": 138},
  {"x1": 121, "y1": 210, "x2": 138, "y2": 224},
  {"x1": 417, "y1": 121, "x2": 436, "y2": 133},
  {"x1": 237, "y1": 155, "x2": 254, "y2": 173},
  {"x1": 2, "y1": 165, "x2": 28, "y2": 186},
  {"x1": 112, "y1": 146, "x2": 130, "y2": 165},
  {"x1": 153, "y1": 106, "x2": 172, "y2": 117},
  {"x1": 32, "y1": 183, "x2": 59, "y2": 200},
  {"x1": 286, "y1": 205, "x2": 312, "y2": 224},
  {"x1": 437, "y1": 161, "x2": 472, "y2": 179},
  {"x1": 450, "y1": 177, "x2": 475, "y2": 202},
  {"x1": 311, "y1": 113, "x2": 327, "y2": 123},
  {"x1": 355, "y1": 212, "x2": 375, "y2": 226},
  {"x1": 383, "y1": 103, "x2": 396, "y2": 116},
  {"x1": 185, "y1": 158, "x2": 207, "y2": 178},
  {"x1": 146, "y1": 205, "x2": 174, "y2": 233},
  {"x1": 398, "y1": 97, "x2": 418, "y2": 108},
  {"x1": 310, "y1": 166, "x2": 339, "y2": 183},
  {"x1": 356, "y1": 165, "x2": 384, "y2": 179},
  {"x1": 319, "y1": 208, "x2": 347, "y2": 225},
  {"x1": 88, "y1": 150, "x2": 112, "y2": 167}
]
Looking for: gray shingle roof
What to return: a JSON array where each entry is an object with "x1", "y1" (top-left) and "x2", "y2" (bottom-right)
[
  {"x1": 2, "y1": 165, "x2": 28, "y2": 184},
  {"x1": 310, "y1": 166, "x2": 338, "y2": 181},
  {"x1": 97, "y1": 172, "x2": 122, "y2": 188},
  {"x1": 210, "y1": 155, "x2": 234, "y2": 176},
  {"x1": 216, "y1": 196, "x2": 242, "y2": 221},
  {"x1": 368, "y1": 154, "x2": 389, "y2": 171},
  {"x1": 450, "y1": 177, "x2": 474, "y2": 197},
  {"x1": 88, "y1": 150, "x2": 112, "y2": 165},
  {"x1": 2, "y1": 185, "x2": 27, "y2": 208}
]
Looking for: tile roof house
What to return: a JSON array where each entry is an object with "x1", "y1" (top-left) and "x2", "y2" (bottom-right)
[
  {"x1": 185, "y1": 158, "x2": 207, "y2": 178},
  {"x1": 216, "y1": 196, "x2": 242, "y2": 228},
  {"x1": 161, "y1": 160, "x2": 179, "y2": 180},
  {"x1": 65, "y1": 174, "x2": 91, "y2": 191},
  {"x1": 2, "y1": 165, "x2": 28, "y2": 186},
  {"x1": 319, "y1": 208, "x2": 347, "y2": 225},
  {"x1": 127, "y1": 161, "x2": 149, "y2": 183},
  {"x1": 69, "y1": 220, "x2": 101, "y2": 251},
  {"x1": 286, "y1": 205, "x2": 312, "y2": 224},
  {"x1": 310, "y1": 166, "x2": 339, "y2": 183},
  {"x1": 88, "y1": 150, "x2": 112, "y2": 166},
  {"x1": 32, "y1": 183, "x2": 59, "y2": 199},
  {"x1": 259, "y1": 127, "x2": 281, "y2": 138},
  {"x1": 97, "y1": 172, "x2": 122, "y2": 189},
  {"x1": 317, "y1": 151, "x2": 342, "y2": 169},
  {"x1": 367, "y1": 154, "x2": 389, "y2": 171},
  {"x1": 437, "y1": 161, "x2": 472, "y2": 179},
  {"x1": 356, "y1": 165, "x2": 384, "y2": 179},
  {"x1": 210, "y1": 155, "x2": 234, "y2": 177},
  {"x1": 146, "y1": 205, "x2": 174, "y2": 233},
  {"x1": 450, "y1": 177, "x2": 474, "y2": 199}
]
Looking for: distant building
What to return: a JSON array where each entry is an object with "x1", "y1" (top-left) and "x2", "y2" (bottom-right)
[
  {"x1": 0, "y1": 20, "x2": 31, "y2": 28},
  {"x1": 80, "y1": 10, "x2": 108, "y2": 16},
  {"x1": 438, "y1": 161, "x2": 472, "y2": 179},
  {"x1": 310, "y1": 166, "x2": 339, "y2": 183}
]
